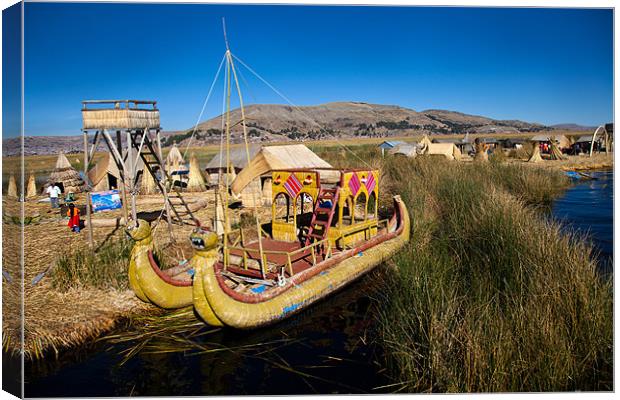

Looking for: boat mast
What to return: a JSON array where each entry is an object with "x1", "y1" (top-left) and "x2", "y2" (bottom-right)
[{"x1": 222, "y1": 18, "x2": 266, "y2": 277}]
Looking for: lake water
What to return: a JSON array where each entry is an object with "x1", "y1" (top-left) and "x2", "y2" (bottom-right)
[
  {"x1": 552, "y1": 170, "x2": 613, "y2": 275},
  {"x1": 20, "y1": 170, "x2": 614, "y2": 396}
]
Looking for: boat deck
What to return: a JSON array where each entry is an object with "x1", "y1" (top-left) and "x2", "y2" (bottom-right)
[{"x1": 227, "y1": 238, "x2": 332, "y2": 277}]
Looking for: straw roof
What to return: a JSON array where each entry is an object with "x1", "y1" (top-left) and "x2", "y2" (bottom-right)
[
  {"x1": 48, "y1": 152, "x2": 85, "y2": 193},
  {"x1": 231, "y1": 144, "x2": 333, "y2": 195},
  {"x1": 187, "y1": 154, "x2": 207, "y2": 192},
  {"x1": 7, "y1": 174, "x2": 17, "y2": 198},
  {"x1": 205, "y1": 145, "x2": 262, "y2": 171},
  {"x1": 421, "y1": 143, "x2": 462, "y2": 161},
  {"x1": 88, "y1": 153, "x2": 121, "y2": 191},
  {"x1": 26, "y1": 174, "x2": 37, "y2": 198}
]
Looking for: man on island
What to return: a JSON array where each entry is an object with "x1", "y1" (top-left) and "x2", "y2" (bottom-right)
[{"x1": 46, "y1": 182, "x2": 62, "y2": 208}]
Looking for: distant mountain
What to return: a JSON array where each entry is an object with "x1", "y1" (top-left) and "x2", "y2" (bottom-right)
[
  {"x1": 160, "y1": 102, "x2": 550, "y2": 147},
  {"x1": 6, "y1": 102, "x2": 559, "y2": 156},
  {"x1": 550, "y1": 123, "x2": 596, "y2": 131}
]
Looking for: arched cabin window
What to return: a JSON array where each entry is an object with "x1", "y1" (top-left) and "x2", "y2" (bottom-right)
[
  {"x1": 295, "y1": 192, "x2": 314, "y2": 227},
  {"x1": 274, "y1": 192, "x2": 292, "y2": 223},
  {"x1": 368, "y1": 191, "x2": 378, "y2": 219},
  {"x1": 354, "y1": 192, "x2": 367, "y2": 222},
  {"x1": 340, "y1": 195, "x2": 354, "y2": 226}
]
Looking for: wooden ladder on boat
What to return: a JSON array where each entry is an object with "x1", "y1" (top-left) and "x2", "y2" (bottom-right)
[
  {"x1": 304, "y1": 186, "x2": 340, "y2": 247},
  {"x1": 129, "y1": 131, "x2": 199, "y2": 226}
]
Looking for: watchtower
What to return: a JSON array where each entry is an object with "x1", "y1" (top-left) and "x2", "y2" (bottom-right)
[{"x1": 81, "y1": 100, "x2": 198, "y2": 246}]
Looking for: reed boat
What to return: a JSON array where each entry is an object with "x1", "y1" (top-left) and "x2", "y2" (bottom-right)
[
  {"x1": 192, "y1": 168, "x2": 410, "y2": 328},
  {"x1": 126, "y1": 34, "x2": 410, "y2": 320},
  {"x1": 127, "y1": 221, "x2": 195, "y2": 309}
]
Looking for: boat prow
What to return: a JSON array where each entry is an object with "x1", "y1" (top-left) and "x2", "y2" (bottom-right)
[
  {"x1": 193, "y1": 194, "x2": 410, "y2": 328},
  {"x1": 127, "y1": 220, "x2": 194, "y2": 309}
]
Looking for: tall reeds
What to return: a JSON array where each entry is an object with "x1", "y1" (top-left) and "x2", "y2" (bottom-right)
[{"x1": 373, "y1": 156, "x2": 612, "y2": 392}]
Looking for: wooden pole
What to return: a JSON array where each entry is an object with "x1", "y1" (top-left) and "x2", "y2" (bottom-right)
[
  {"x1": 126, "y1": 129, "x2": 137, "y2": 222},
  {"x1": 83, "y1": 130, "x2": 94, "y2": 250},
  {"x1": 157, "y1": 129, "x2": 174, "y2": 241},
  {"x1": 116, "y1": 130, "x2": 129, "y2": 223}
]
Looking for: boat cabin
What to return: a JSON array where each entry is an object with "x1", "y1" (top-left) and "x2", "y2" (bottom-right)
[
  {"x1": 223, "y1": 168, "x2": 385, "y2": 280},
  {"x1": 270, "y1": 169, "x2": 379, "y2": 248}
]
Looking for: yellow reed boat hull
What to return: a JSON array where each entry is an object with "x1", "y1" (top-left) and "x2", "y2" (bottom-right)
[
  {"x1": 132, "y1": 248, "x2": 194, "y2": 309},
  {"x1": 194, "y1": 195, "x2": 410, "y2": 328}
]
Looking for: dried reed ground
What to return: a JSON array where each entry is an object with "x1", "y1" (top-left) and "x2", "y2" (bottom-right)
[{"x1": 316, "y1": 146, "x2": 612, "y2": 392}]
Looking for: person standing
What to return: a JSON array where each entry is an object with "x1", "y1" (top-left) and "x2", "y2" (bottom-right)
[
  {"x1": 67, "y1": 203, "x2": 80, "y2": 233},
  {"x1": 46, "y1": 183, "x2": 62, "y2": 208}
]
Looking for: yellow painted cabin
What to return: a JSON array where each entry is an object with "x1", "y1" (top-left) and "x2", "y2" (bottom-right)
[{"x1": 270, "y1": 168, "x2": 380, "y2": 249}]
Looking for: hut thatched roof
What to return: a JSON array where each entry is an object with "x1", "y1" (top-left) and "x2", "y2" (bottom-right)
[
  {"x1": 231, "y1": 144, "x2": 333, "y2": 195},
  {"x1": 205, "y1": 145, "x2": 262, "y2": 171},
  {"x1": 49, "y1": 152, "x2": 85, "y2": 193}
]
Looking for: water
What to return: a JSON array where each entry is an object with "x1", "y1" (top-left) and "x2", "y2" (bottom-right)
[
  {"x1": 552, "y1": 170, "x2": 613, "y2": 274},
  {"x1": 24, "y1": 272, "x2": 391, "y2": 397},
  {"x1": 20, "y1": 171, "x2": 614, "y2": 396}
]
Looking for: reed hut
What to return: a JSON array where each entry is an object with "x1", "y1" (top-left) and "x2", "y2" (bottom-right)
[
  {"x1": 166, "y1": 144, "x2": 187, "y2": 173},
  {"x1": 187, "y1": 154, "x2": 207, "y2": 192},
  {"x1": 140, "y1": 167, "x2": 158, "y2": 194},
  {"x1": 7, "y1": 174, "x2": 18, "y2": 198},
  {"x1": 528, "y1": 144, "x2": 543, "y2": 163},
  {"x1": 26, "y1": 174, "x2": 37, "y2": 198},
  {"x1": 87, "y1": 153, "x2": 121, "y2": 191},
  {"x1": 46, "y1": 152, "x2": 85, "y2": 193},
  {"x1": 230, "y1": 144, "x2": 333, "y2": 207},
  {"x1": 205, "y1": 145, "x2": 261, "y2": 186}
]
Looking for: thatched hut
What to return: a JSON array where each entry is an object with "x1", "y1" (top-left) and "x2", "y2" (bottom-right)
[
  {"x1": 205, "y1": 144, "x2": 261, "y2": 185},
  {"x1": 7, "y1": 174, "x2": 18, "y2": 198},
  {"x1": 230, "y1": 144, "x2": 333, "y2": 207},
  {"x1": 26, "y1": 174, "x2": 37, "y2": 198},
  {"x1": 47, "y1": 152, "x2": 84, "y2": 193},
  {"x1": 528, "y1": 144, "x2": 543, "y2": 163},
  {"x1": 187, "y1": 154, "x2": 207, "y2": 192},
  {"x1": 87, "y1": 153, "x2": 121, "y2": 191}
]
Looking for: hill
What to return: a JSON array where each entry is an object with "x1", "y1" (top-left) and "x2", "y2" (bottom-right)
[
  {"x1": 5, "y1": 102, "x2": 558, "y2": 156},
  {"x1": 161, "y1": 102, "x2": 549, "y2": 147}
]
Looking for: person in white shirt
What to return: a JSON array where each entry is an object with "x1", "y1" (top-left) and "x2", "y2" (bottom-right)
[{"x1": 46, "y1": 183, "x2": 62, "y2": 208}]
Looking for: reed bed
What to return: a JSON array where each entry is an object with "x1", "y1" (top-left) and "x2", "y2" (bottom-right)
[
  {"x1": 52, "y1": 237, "x2": 132, "y2": 291},
  {"x1": 372, "y1": 156, "x2": 612, "y2": 392}
]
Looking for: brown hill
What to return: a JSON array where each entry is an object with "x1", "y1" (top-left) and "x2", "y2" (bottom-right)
[
  {"x1": 162, "y1": 102, "x2": 548, "y2": 147},
  {"x1": 5, "y1": 102, "x2": 551, "y2": 156}
]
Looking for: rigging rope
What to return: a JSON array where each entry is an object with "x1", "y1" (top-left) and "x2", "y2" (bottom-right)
[
  {"x1": 183, "y1": 52, "x2": 227, "y2": 160},
  {"x1": 231, "y1": 54, "x2": 373, "y2": 169}
]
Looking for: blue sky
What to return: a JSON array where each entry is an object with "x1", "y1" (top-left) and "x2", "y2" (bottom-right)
[{"x1": 12, "y1": 4, "x2": 615, "y2": 136}]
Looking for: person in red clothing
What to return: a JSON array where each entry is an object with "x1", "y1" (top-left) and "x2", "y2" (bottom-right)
[{"x1": 67, "y1": 203, "x2": 81, "y2": 233}]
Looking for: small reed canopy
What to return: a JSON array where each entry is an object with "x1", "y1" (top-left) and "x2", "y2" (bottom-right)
[
  {"x1": 48, "y1": 152, "x2": 85, "y2": 193},
  {"x1": 187, "y1": 154, "x2": 207, "y2": 192},
  {"x1": 26, "y1": 174, "x2": 37, "y2": 198},
  {"x1": 81, "y1": 100, "x2": 160, "y2": 130},
  {"x1": 7, "y1": 174, "x2": 18, "y2": 198}
]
